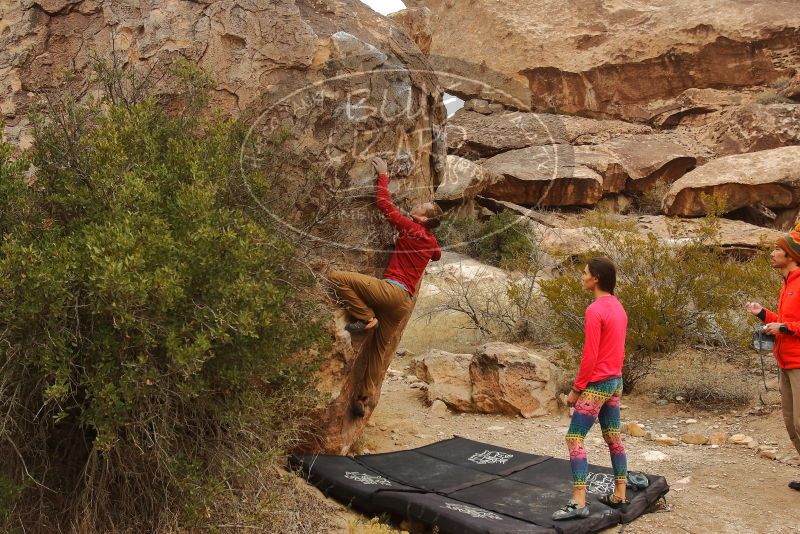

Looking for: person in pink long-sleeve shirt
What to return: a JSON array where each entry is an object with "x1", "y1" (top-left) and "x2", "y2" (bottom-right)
[{"x1": 553, "y1": 258, "x2": 630, "y2": 522}]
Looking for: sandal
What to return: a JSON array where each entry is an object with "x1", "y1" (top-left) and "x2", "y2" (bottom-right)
[{"x1": 598, "y1": 494, "x2": 630, "y2": 509}]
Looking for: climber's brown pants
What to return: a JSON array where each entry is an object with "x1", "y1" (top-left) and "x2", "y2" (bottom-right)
[{"x1": 328, "y1": 271, "x2": 414, "y2": 401}]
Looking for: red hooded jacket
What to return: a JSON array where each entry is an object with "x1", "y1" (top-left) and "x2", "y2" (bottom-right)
[
  {"x1": 763, "y1": 268, "x2": 800, "y2": 369},
  {"x1": 376, "y1": 173, "x2": 441, "y2": 296}
]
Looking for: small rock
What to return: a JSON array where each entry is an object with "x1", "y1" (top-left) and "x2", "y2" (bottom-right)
[
  {"x1": 675, "y1": 396, "x2": 685, "y2": 402},
  {"x1": 705, "y1": 484, "x2": 720, "y2": 489},
  {"x1": 681, "y1": 433, "x2": 709, "y2": 445},
  {"x1": 486, "y1": 426, "x2": 505, "y2": 431},
  {"x1": 675, "y1": 476, "x2": 692, "y2": 484},
  {"x1": 655, "y1": 436, "x2": 680, "y2": 446},
  {"x1": 684, "y1": 419, "x2": 698, "y2": 424},
  {"x1": 656, "y1": 399, "x2": 669, "y2": 406},
  {"x1": 430, "y1": 399, "x2": 448, "y2": 418},
  {"x1": 729, "y1": 434, "x2": 750, "y2": 444},
  {"x1": 759, "y1": 449, "x2": 778, "y2": 460},
  {"x1": 642, "y1": 450, "x2": 668, "y2": 462},
  {"x1": 627, "y1": 422, "x2": 649, "y2": 438},
  {"x1": 708, "y1": 432, "x2": 729, "y2": 445}
]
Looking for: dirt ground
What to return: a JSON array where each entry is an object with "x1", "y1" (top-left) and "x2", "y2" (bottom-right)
[
  {"x1": 333, "y1": 350, "x2": 799, "y2": 533},
  {"x1": 312, "y1": 255, "x2": 799, "y2": 533}
]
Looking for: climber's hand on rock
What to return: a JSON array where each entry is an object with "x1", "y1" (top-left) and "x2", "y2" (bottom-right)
[{"x1": 372, "y1": 157, "x2": 388, "y2": 176}]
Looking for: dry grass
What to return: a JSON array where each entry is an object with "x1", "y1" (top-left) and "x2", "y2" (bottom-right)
[
  {"x1": 348, "y1": 517, "x2": 407, "y2": 534},
  {"x1": 648, "y1": 351, "x2": 755, "y2": 408}
]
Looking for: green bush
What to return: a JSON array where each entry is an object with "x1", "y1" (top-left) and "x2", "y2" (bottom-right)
[
  {"x1": 436, "y1": 211, "x2": 537, "y2": 269},
  {"x1": 0, "y1": 64, "x2": 324, "y2": 531},
  {"x1": 539, "y1": 214, "x2": 777, "y2": 392}
]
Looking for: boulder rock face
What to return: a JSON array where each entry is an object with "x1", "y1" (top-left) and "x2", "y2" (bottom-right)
[
  {"x1": 388, "y1": 7, "x2": 433, "y2": 55},
  {"x1": 407, "y1": 0, "x2": 800, "y2": 121},
  {"x1": 412, "y1": 350, "x2": 473, "y2": 411},
  {"x1": 0, "y1": 0, "x2": 447, "y2": 454},
  {"x1": 470, "y1": 342, "x2": 560, "y2": 418},
  {"x1": 447, "y1": 110, "x2": 652, "y2": 159},
  {"x1": 481, "y1": 145, "x2": 614, "y2": 207},
  {"x1": 662, "y1": 146, "x2": 800, "y2": 217},
  {"x1": 435, "y1": 155, "x2": 499, "y2": 202},
  {"x1": 691, "y1": 103, "x2": 800, "y2": 156},
  {"x1": 414, "y1": 342, "x2": 560, "y2": 418},
  {"x1": 603, "y1": 135, "x2": 697, "y2": 193}
]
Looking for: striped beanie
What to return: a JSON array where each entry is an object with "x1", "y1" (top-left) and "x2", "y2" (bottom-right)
[{"x1": 777, "y1": 223, "x2": 800, "y2": 263}]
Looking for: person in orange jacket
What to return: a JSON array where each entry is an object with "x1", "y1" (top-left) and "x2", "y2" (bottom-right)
[{"x1": 746, "y1": 224, "x2": 800, "y2": 492}]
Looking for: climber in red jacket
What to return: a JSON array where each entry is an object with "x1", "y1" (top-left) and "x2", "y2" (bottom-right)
[
  {"x1": 747, "y1": 224, "x2": 800, "y2": 492},
  {"x1": 328, "y1": 157, "x2": 443, "y2": 417}
]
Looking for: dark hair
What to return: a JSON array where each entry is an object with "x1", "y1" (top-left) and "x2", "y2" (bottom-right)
[
  {"x1": 588, "y1": 257, "x2": 616, "y2": 294},
  {"x1": 425, "y1": 203, "x2": 444, "y2": 229}
]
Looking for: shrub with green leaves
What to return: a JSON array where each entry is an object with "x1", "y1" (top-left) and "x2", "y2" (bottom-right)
[
  {"x1": 0, "y1": 64, "x2": 324, "y2": 532},
  {"x1": 539, "y1": 214, "x2": 777, "y2": 392},
  {"x1": 436, "y1": 210, "x2": 537, "y2": 268}
]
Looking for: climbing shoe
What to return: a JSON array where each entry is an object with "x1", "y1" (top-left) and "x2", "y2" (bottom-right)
[
  {"x1": 552, "y1": 501, "x2": 590, "y2": 521},
  {"x1": 789, "y1": 481, "x2": 800, "y2": 491},
  {"x1": 345, "y1": 317, "x2": 379, "y2": 334},
  {"x1": 598, "y1": 493, "x2": 629, "y2": 509}
]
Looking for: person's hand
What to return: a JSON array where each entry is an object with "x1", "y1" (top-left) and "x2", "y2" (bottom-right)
[
  {"x1": 746, "y1": 302, "x2": 764, "y2": 316},
  {"x1": 371, "y1": 157, "x2": 388, "y2": 176},
  {"x1": 764, "y1": 322, "x2": 783, "y2": 335},
  {"x1": 567, "y1": 389, "x2": 580, "y2": 407}
]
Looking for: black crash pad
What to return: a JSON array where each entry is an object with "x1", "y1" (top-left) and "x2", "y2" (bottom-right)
[{"x1": 290, "y1": 437, "x2": 669, "y2": 534}]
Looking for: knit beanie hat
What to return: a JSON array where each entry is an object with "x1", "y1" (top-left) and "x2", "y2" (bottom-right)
[{"x1": 777, "y1": 223, "x2": 800, "y2": 263}]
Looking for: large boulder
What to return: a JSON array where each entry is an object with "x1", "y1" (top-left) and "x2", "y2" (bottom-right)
[
  {"x1": 435, "y1": 155, "x2": 499, "y2": 202},
  {"x1": 412, "y1": 350, "x2": 473, "y2": 411},
  {"x1": 480, "y1": 145, "x2": 619, "y2": 207},
  {"x1": 691, "y1": 103, "x2": 800, "y2": 156},
  {"x1": 662, "y1": 146, "x2": 800, "y2": 217},
  {"x1": 603, "y1": 135, "x2": 697, "y2": 193},
  {"x1": 446, "y1": 110, "x2": 651, "y2": 159},
  {"x1": 387, "y1": 7, "x2": 433, "y2": 55},
  {"x1": 0, "y1": 0, "x2": 447, "y2": 455},
  {"x1": 470, "y1": 342, "x2": 560, "y2": 418},
  {"x1": 414, "y1": 343, "x2": 560, "y2": 418},
  {"x1": 635, "y1": 215, "x2": 780, "y2": 256},
  {"x1": 646, "y1": 88, "x2": 752, "y2": 128},
  {"x1": 406, "y1": 0, "x2": 800, "y2": 121}
]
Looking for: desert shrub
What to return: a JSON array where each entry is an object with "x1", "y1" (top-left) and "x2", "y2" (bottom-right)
[
  {"x1": 429, "y1": 212, "x2": 555, "y2": 342},
  {"x1": 632, "y1": 179, "x2": 670, "y2": 215},
  {"x1": 539, "y1": 213, "x2": 777, "y2": 392},
  {"x1": 652, "y1": 354, "x2": 754, "y2": 408},
  {"x1": 0, "y1": 62, "x2": 325, "y2": 532},
  {"x1": 436, "y1": 211, "x2": 536, "y2": 269},
  {"x1": 754, "y1": 91, "x2": 796, "y2": 105}
]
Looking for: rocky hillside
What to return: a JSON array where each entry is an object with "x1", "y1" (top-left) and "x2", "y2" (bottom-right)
[{"x1": 405, "y1": 0, "x2": 800, "y2": 233}]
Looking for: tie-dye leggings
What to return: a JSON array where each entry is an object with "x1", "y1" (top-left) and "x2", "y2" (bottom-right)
[{"x1": 566, "y1": 377, "x2": 627, "y2": 489}]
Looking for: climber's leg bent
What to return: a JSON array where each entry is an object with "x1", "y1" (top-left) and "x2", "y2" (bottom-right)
[
  {"x1": 354, "y1": 282, "x2": 414, "y2": 415},
  {"x1": 327, "y1": 271, "x2": 385, "y2": 332}
]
